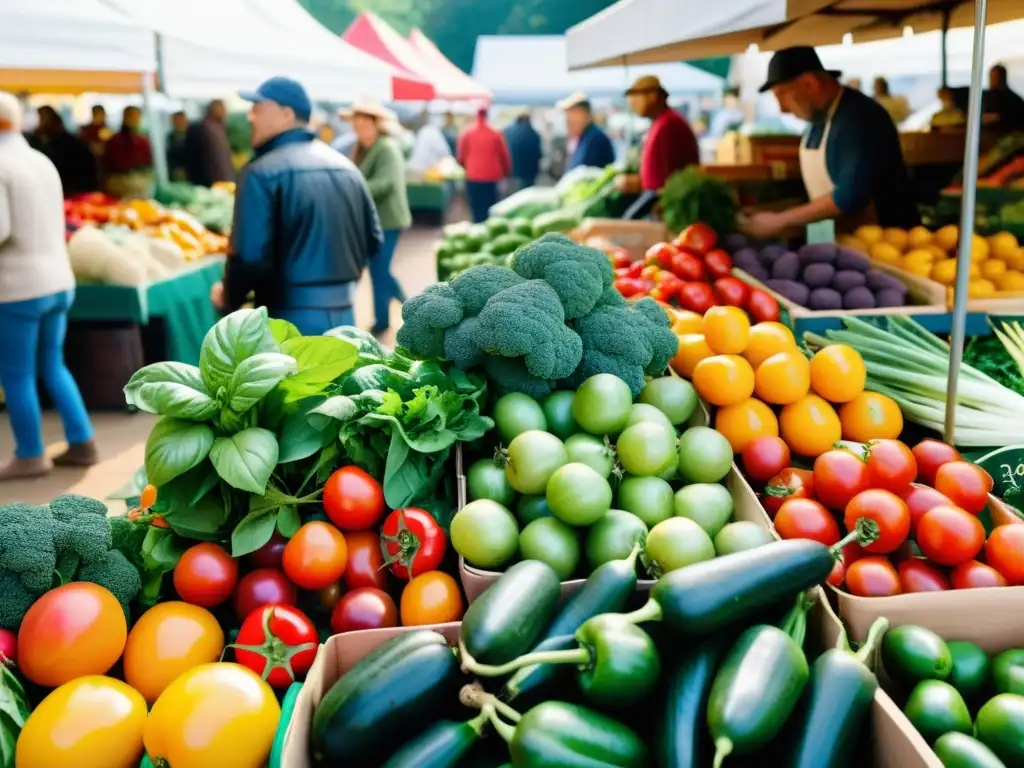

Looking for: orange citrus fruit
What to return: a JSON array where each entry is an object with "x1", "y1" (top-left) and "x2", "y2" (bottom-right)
[
  {"x1": 808, "y1": 345, "x2": 866, "y2": 403},
  {"x1": 691, "y1": 354, "x2": 755, "y2": 407},
  {"x1": 672, "y1": 310, "x2": 704, "y2": 335},
  {"x1": 714, "y1": 398, "x2": 779, "y2": 453},
  {"x1": 779, "y1": 394, "x2": 841, "y2": 457},
  {"x1": 702, "y1": 306, "x2": 751, "y2": 355},
  {"x1": 838, "y1": 391, "x2": 903, "y2": 442},
  {"x1": 754, "y1": 350, "x2": 811, "y2": 405},
  {"x1": 670, "y1": 334, "x2": 714, "y2": 378}
]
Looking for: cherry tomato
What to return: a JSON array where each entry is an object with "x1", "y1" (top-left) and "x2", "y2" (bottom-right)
[
  {"x1": 704, "y1": 249, "x2": 734, "y2": 281},
  {"x1": 0, "y1": 628, "x2": 15, "y2": 665},
  {"x1": 827, "y1": 560, "x2": 845, "y2": 587},
  {"x1": 844, "y1": 489, "x2": 910, "y2": 554},
  {"x1": 400, "y1": 572, "x2": 465, "y2": 626},
  {"x1": 814, "y1": 448, "x2": 870, "y2": 511},
  {"x1": 741, "y1": 436, "x2": 792, "y2": 484},
  {"x1": 845, "y1": 557, "x2": 902, "y2": 597},
  {"x1": 380, "y1": 508, "x2": 447, "y2": 580},
  {"x1": 645, "y1": 242, "x2": 680, "y2": 268},
  {"x1": 625, "y1": 261, "x2": 645, "y2": 279},
  {"x1": 315, "y1": 581, "x2": 343, "y2": 610},
  {"x1": 916, "y1": 505, "x2": 985, "y2": 566},
  {"x1": 330, "y1": 588, "x2": 398, "y2": 634},
  {"x1": 911, "y1": 438, "x2": 961, "y2": 486},
  {"x1": 233, "y1": 568, "x2": 298, "y2": 621},
  {"x1": 897, "y1": 558, "x2": 950, "y2": 593},
  {"x1": 934, "y1": 461, "x2": 994, "y2": 515},
  {"x1": 677, "y1": 282, "x2": 717, "y2": 315},
  {"x1": 762, "y1": 468, "x2": 815, "y2": 518},
  {"x1": 248, "y1": 532, "x2": 287, "y2": 569},
  {"x1": 747, "y1": 288, "x2": 781, "y2": 323},
  {"x1": 282, "y1": 522, "x2": 348, "y2": 590},
  {"x1": 343, "y1": 530, "x2": 388, "y2": 590},
  {"x1": 323, "y1": 466, "x2": 386, "y2": 531},
  {"x1": 614, "y1": 277, "x2": 653, "y2": 298},
  {"x1": 174, "y1": 543, "x2": 239, "y2": 608},
  {"x1": 232, "y1": 605, "x2": 318, "y2": 688},
  {"x1": 674, "y1": 223, "x2": 717, "y2": 255},
  {"x1": 864, "y1": 439, "x2": 917, "y2": 495},
  {"x1": 842, "y1": 541, "x2": 868, "y2": 569},
  {"x1": 901, "y1": 483, "x2": 954, "y2": 534},
  {"x1": 610, "y1": 248, "x2": 631, "y2": 269},
  {"x1": 670, "y1": 252, "x2": 707, "y2": 282},
  {"x1": 951, "y1": 559, "x2": 1008, "y2": 589},
  {"x1": 774, "y1": 498, "x2": 841, "y2": 545},
  {"x1": 712, "y1": 276, "x2": 750, "y2": 308},
  {"x1": 657, "y1": 275, "x2": 686, "y2": 302},
  {"x1": 985, "y1": 524, "x2": 1024, "y2": 585}
]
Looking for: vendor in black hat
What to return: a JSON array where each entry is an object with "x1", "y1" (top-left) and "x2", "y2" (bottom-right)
[{"x1": 743, "y1": 46, "x2": 919, "y2": 239}]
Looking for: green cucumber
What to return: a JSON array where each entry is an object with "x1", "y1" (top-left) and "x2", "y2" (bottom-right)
[
  {"x1": 881, "y1": 625, "x2": 952, "y2": 686},
  {"x1": 460, "y1": 560, "x2": 562, "y2": 665},
  {"x1": 657, "y1": 634, "x2": 727, "y2": 768},
  {"x1": 903, "y1": 680, "x2": 972, "y2": 744},
  {"x1": 312, "y1": 632, "x2": 462, "y2": 764},
  {"x1": 974, "y1": 693, "x2": 1024, "y2": 765},
  {"x1": 933, "y1": 733, "x2": 1007, "y2": 768},
  {"x1": 381, "y1": 713, "x2": 488, "y2": 768},
  {"x1": 990, "y1": 649, "x2": 1024, "y2": 695},
  {"x1": 947, "y1": 641, "x2": 991, "y2": 703}
]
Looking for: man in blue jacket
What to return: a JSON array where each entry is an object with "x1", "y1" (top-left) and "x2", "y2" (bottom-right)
[
  {"x1": 503, "y1": 112, "x2": 542, "y2": 191},
  {"x1": 560, "y1": 92, "x2": 615, "y2": 171},
  {"x1": 210, "y1": 77, "x2": 383, "y2": 335}
]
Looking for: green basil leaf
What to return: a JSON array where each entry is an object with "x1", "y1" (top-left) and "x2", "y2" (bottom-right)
[
  {"x1": 163, "y1": 493, "x2": 230, "y2": 539},
  {"x1": 124, "y1": 362, "x2": 218, "y2": 421},
  {"x1": 209, "y1": 427, "x2": 279, "y2": 493},
  {"x1": 307, "y1": 395, "x2": 360, "y2": 431},
  {"x1": 276, "y1": 505, "x2": 301, "y2": 538},
  {"x1": 269, "y1": 317, "x2": 302, "y2": 345},
  {"x1": 277, "y1": 336, "x2": 358, "y2": 402},
  {"x1": 227, "y1": 352, "x2": 298, "y2": 414},
  {"x1": 339, "y1": 364, "x2": 414, "y2": 396},
  {"x1": 145, "y1": 417, "x2": 215, "y2": 487},
  {"x1": 199, "y1": 307, "x2": 278, "y2": 393},
  {"x1": 278, "y1": 405, "x2": 334, "y2": 464},
  {"x1": 231, "y1": 507, "x2": 279, "y2": 557}
]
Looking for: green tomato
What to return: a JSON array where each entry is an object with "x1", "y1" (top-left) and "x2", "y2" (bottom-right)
[
  {"x1": 519, "y1": 517, "x2": 581, "y2": 580},
  {"x1": 450, "y1": 500, "x2": 519, "y2": 569},
  {"x1": 494, "y1": 393, "x2": 547, "y2": 445},
  {"x1": 639, "y1": 376, "x2": 698, "y2": 425},
  {"x1": 572, "y1": 374, "x2": 633, "y2": 436},
  {"x1": 673, "y1": 483, "x2": 734, "y2": 538},
  {"x1": 625, "y1": 403, "x2": 675, "y2": 433},
  {"x1": 506, "y1": 430, "x2": 568, "y2": 495},
  {"x1": 516, "y1": 495, "x2": 555, "y2": 526},
  {"x1": 565, "y1": 433, "x2": 615, "y2": 478},
  {"x1": 585, "y1": 509, "x2": 648, "y2": 570},
  {"x1": 546, "y1": 463, "x2": 613, "y2": 526},
  {"x1": 616, "y1": 421, "x2": 677, "y2": 477},
  {"x1": 645, "y1": 517, "x2": 716, "y2": 578},
  {"x1": 713, "y1": 521, "x2": 775, "y2": 556},
  {"x1": 467, "y1": 458, "x2": 517, "y2": 507},
  {"x1": 616, "y1": 476, "x2": 674, "y2": 528},
  {"x1": 541, "y1": 391, "x2": 579, "y2": 440},
  {"x1": 678, "y1": 426, "x2": 733, "y2": 483}
]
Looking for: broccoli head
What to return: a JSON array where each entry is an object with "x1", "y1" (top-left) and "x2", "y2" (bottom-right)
[
  {"x1": 48, "y1": 494, "x2": 112, "y2": 564},
  {"x1": 0, "y1": 569, "x2": 36, "y2": 631},
  {"x1": 632, "y1": 297, "x2": 680, "y2": 375},
  {"x1": 443, "y1": 315, "x2": 485, "y2": 370},
  {"x1": 396, "y1": 282, "x2": 465, "y2": 359},
  {"x1": 0, "y1": 502, "x2": 56, "y2": 594},
  {"x1": 483, "y1": 356, "x2": 554, "y2": 399},
  {"x1": 510, "y1": 234, "x2": 614, "y2": 320},
  {"x1": 75, "y1": 549, "x2": 142, "y2": 617},
  {"x1": 449, "y1": 265, "x2": 524, "y2": 317}
]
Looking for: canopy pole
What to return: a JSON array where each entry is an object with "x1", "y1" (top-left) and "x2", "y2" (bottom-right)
[
  {"x1": 944, "y1": 0, "x2": 989, "y2": 444},
  {"x1": 940, "y1": 7, "x2": 951, "y2": 87},
  {"x1": 142, "y1": 72, "x2": 168, "y2": 186}
]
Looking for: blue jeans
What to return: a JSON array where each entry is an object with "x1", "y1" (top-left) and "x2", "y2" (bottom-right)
[
  {"x1": 272, "y1": 306, "x2": 355, "y2": 336},
  {"x1": 0, "y1": 290, "x2": 93, "y2": 458},
  {"x1": 369, "y1": 229, "x2": 404, "y2": 332},
  {"x1": 465, "y1": 181, "x2": 499, "y2": 223}
]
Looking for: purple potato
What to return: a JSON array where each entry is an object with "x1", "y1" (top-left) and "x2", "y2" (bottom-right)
[
  {"x1": 771, "y1": 251, "x2": 801, "y2": 281},
  {"x1": 798, "y1": 243, "x2": 838, "y2": 265},
  {"x1": 835, "y1": 247, "x2": 871, "y2": 272},
  {"x1": 808, "y1": 287, "x2": 843, "y2": 311},
  {"x1": 759, "y1": 243, "x2": 788, "y2": 266},
  {"x1": 742, "y1": 263, "x2": 770, "y2": 282},
  {"x1": 803, "y1": 263, "x2": 836, "y2": 288},
  {"x1": 765, "y1": 279, "x2": 810, "y2": 306},
  {"x1": 723, "y1": 232, "x2": 750, "y2": 253},
  {"x1": 843, "y1": 286, "x2": 877, "y2": 310},
  {"x1": 874, "y1": 288, "x2": 908, "y2": 307},
  {"x1": 732, "y1": 247, "x2": 761, "y2": 272},
  {"x1": 865, "y1": 269, "x2": 907, "y2": 292},
  {"x1": 832, "y1": 270, "x2": 867, "y2": 293}
]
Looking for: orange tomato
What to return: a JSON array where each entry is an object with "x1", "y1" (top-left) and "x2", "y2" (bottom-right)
[
  {"x1": 809, "y1": 345, "x2": 866, "y2": 403},
  {"x1": 18, "y1": 583, "x2": 127, "y2": 687},
  {"x1": 743, "y1": 322, "x2": 796, "y2": 369},
  {"x1": 400, "y1": 571, "x2": 464, "y2": 626},
  {"x1": 670, "y1": 333, "x2": 714, "y2": 378},
  {"x1": 754, "y1": 350, "x2": 811, "y2": 405},
  {"x1": 283, "y1": 522, "x2": 348, "y2": 590},
  {"x1": 123, "y1": 602, "x2": 225, "y2": 702},
  {"x1": 838, "y1": 391, "x2": 904, "y2": 442},
  {"x1": 671, "y1": 310, "x2": 704, "y2": 335},
  {"x1": 779, "y1": 394, "x2": 842, "y2": 457},
  {"x1": 714, "y1": 398, "x2": 779, "y2": 453},
  {"x1": 702, "y1": 306, "x2": 751, "y2": 355},
  {"x1": 692, "y1": 354, "x2": 755, "y2": 407}
]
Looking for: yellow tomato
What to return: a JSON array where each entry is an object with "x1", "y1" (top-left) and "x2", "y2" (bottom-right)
[
  {"x1": 123, "y1": 601, "x2": 225, "y2": 703},
  {"x1": 981, "y1": 259, "x2": 1007, "y2": 281},
  {"x1": 400, "y1": 571, "x2": 464, "y2": 626},
  {"x1": 997, "y1": 270, "x2": 1024, "y2": 292},
  {"x1": 868, "y1": 242, "x2": 903, "y2": 266},
  {"x1": 779, "y1": 395, "x2": 842, "y2": 458},
  {"x1": 743, "y1": 322, "x2": 796, "y2": 369},
  {"x1": 714, "y1": 398, "x2": 779, "y2": 453},
  {"x1": 933, "y1": 224, "x2": 959, "y2": 252},
  {"x1": 838, "y1": 392, "x2": 903, "y2": 442},
  {"x1": 691, "y1": 354, "x2": 755, "y2": 407},
  {"x1": 988, "y1": 231, "x2": 1019, "y2": 260},
  {"x1": 854, "y1": 224, "x2": 883, "y2": 245},
  {"x1": 16, "y1": 676, "x2": 146, "y2": 768},
  {"x1": 670, "y1": 334, "x2": 714, "y2": 378},
  {"x1": 931, "y1": 259, "x2": 958, "y2": 285},
  {"x1": 144, "y1": 663, "x2": 280, "y2": 768},
  {"x1": 702, "y1": 306, "x2": 750, "y2": 355},
  {"x1": 671, "y1": 310, "x2": 704, "y2": 335},
  {"x1": 968, "y1": 279, "x2": 997, "y2": 298},
  {"x1": 754, "y1": 350, "x2": 811, "y2": 405},
  {"x1": 907, "y1": 226, "x2": 933, "y2": 250},
  {"x1": 882, "y1": 227, "x2": 909, "y2": 251},
  {"x1": 808, "y1": 345, "x2": 866, "y2": 403}
]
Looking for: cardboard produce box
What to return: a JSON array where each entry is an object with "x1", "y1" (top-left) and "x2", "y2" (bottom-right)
[{"x1": 570, "y1": 218, "x2": 670, "y2": 260}]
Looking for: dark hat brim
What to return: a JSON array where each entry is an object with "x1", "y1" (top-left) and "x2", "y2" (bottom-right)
[{"x1": 759, "y1": 68, "x2": 842, "y2": 93}]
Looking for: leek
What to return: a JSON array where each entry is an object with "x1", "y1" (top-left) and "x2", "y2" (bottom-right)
[
  {"x1": 804, "y1": 316, "x2": 1024, "y2": 447},
  {"x1": 990, "y1": 319, "x2": 1024, "y2": 379}
]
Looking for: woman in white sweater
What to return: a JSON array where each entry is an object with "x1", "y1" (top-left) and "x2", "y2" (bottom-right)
[{"x1": 0, "y1": 92, "x2": 96, "y2": 480}]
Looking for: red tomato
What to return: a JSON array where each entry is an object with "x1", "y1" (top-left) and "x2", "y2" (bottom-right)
[
  {"x1": 0, "y1": 628, "x2": 15, "y2": 665},
  {"x1": 704, "y1": 249, "x2": 734, "y2": 280},
  {"x1": 248, "y1": 532, "x2": 287, "y2": 569},
  {"x1": 842, "y1": 541, "x2": 868, "y2": 569},
  {"x1": 762, "y1": 468, "x2": 815, "y2": 518},
  {"x1": 625, "y1": 261, "x2": 645, "y2": 278},
  {"x1": 670, "y1": 252, "x2": 707, "y2": 282},
  {"x1": 343, "y1": 530, "x2": 388, "y2": 590},
  {"x1": 916, "y1": 505, "x2": 985, "y2": 566},
  {"x1": 713, "y1": 277, "x2": 751, "y2": 308},
  {"x1": 675, "y1": 223, "x2": 717, "y2": 255},
  {"x1": 282, "y1": 522, "x2": 348, "y2": 590},
  {"x1": 843, "y1": 489, "x2": 910, "y2": 554},
  {"x1": 985, "y1": 524, "x2": 1024, "y2": 585},
  {"x1": 323, "y1": 466, "x2": 386, "y2": 531},
  {"x1": 610, "y1": 248, "x2": 632, "y2": 269},
  {"x1": 174, "y1": 543, "x2": 239, "y2": 607},
  {"x1": 641, "y1": 265, "x2": 662, "y2": 280},
  {"x1": 380, "y1": 508, "x2": 447, "y2": 580},
  {"x1": 774, "y1": 498, "x2": 841, "y2": 545},
  {"x1": 741, "y1": 436, "x2": 791, "y2": 484},
  {"x1": 315, "y1": 581, "x2": 343, "y2": 610},
  {"x1": 814, "y1": 448, "x2": 870, "y2": 511},
  {"x1": 845, "y1": 557, "x2": 902, "y2": 597},
  {"x1": 233, "y1": 568, "x2": 298, "y2": 621},
  {"x1": 747, "y1": 288, "x2": 781, "y2": 323},
  {"x1": 614, "y1": 277, "x2": 653, "y2": 298},
  {"x1": 934, "y1": 461, "x2": 994, "y2": 515},
  {"x1": 231, "y1": 605, "x2": 318, "y2": 688},
  {"x1": 645, "y1": 242, "x2": 680, "y2": 268},
  {"x1": 901, "y1": 483, "x2": 954, "y2": 534},
  {"x1": 864, "y1": 439, "x2": 917, "y2": 495},
  {"x1": 676, "y1": 282, "x2": 717, "y2": 314},
  {"x1": 827, "y1": 560, "x2": 845, "y2": 587},
  {"x1": 330, "y1": 588, "x2": 399, "y2": 634},
  {"x1": 911, "y1": 439, "x2": 962, "y2": 486},
  {"x1": 951, "y1": 560, "x2": 1008, "y2": 589},
  {"x1": 897, "y1": 558, "x2": 951, "y2": 593},
  {"x1": 657, "y1": 275, "x2": 686, "y2": 302}
]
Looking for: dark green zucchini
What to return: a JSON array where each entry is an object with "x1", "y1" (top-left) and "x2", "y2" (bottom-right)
[
  {"x1": 381, "y1": 712, "x2": 489, "y2": 768},
  {"x1": 460, "y1": 560, "x2": 562, "y2": 665},
  {"x1": 657, "y1": 634, "x2": 727, "y2": 768},
  {"x1": 933, "y1": 732, "x2": 1008, "y2": 768}
]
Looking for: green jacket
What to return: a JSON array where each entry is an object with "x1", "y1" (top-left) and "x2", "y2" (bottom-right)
[{"x1": 356, "y1": 137, "x2": 412, "y2": 231}]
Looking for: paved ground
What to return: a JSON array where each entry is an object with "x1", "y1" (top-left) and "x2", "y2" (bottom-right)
[{"x1": 0, "y1": 225, "x2": 442, "y2": 507}]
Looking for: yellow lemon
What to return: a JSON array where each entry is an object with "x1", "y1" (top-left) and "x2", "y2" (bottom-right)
[
  {"x1": 988, "y1": 231, "x2": 1020, "y2": 260},
  {"x1": 1004, "y1": 248, "x2": 1024, "y2": 271},
  {"x1": 966, "y1": 233, "x2": 990, "y2": 262},
  {"x1": 925, "y1": 244, "x2": 949, "y2": 262},
  {"x1": 882, "y1": 228, "x2": 909, "y2": 252},
  {"x1": 854, "y1": 225, "x2": 884, "y2": 246},
  {"x1": 969, "y1": 262, "x2": 981, "y2": 279},
  {"x1": 837, "y1": 235, "x2": 868, "y2": 253},
  {"x1": 981, "y1": 259, "x2": 1008, "y2": 281},
  {"x1": 996, "y1": 270, "x2": 1024, "y2": 292},
  {"x1": 931, "y1": 259, "x2": 958, "y2": 285},
  {"x1": 907, "y1": 226, "x2": 934, "y2": 250},
  {"x1": 968, "y1": 279, "x2": 996, "y2": 298},
  {"x1": 869, "y1": 241, "x2": 903, "y2": 266},
  {"x1": 934, "y1": 224, "x2": 959, "y2": 252},
  {"x1": 903, "y1": 249, "x2": 935, "y2": 268}
]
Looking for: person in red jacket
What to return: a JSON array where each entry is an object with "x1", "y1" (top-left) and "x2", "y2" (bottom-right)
[{"x1": 457, "y1": 107, "x2": 511, "y2": 223}]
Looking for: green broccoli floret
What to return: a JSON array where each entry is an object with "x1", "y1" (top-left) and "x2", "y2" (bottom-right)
[
  {"x1": 510, "y1": 234, "x2": 614, "y2": 320},
  {"x1": 0, "y1": 570, "x2": 36, "y2": 631},
  {"x1": 449, "y1": 265, "x2": 524, "y2": 316},
  {"x1": 76, "y1": 549, "x2": 142, "y2": 617},
  {"x1": 483, "y1": 356, "x2": 554, "y2": 399},
  {"x1": 476, "y1": 280, "x2": 583, "y2": 381},
  {"x1": 595, "y1": 284, "x2": 627, "y2": 308},
  {"x1": 0, "y1": 502, "x2": 57, "y2": 594},
  {"x1": 48, "y1": 494, "x2": 112, "y2": 564},
  {"x1": 633, "y1": 297, "x2": 680, "y2": 375},
  {"x1": 568, "y1": 303, "x2": 660, "y2": 396},
  {"x1": 443, "y1": 315, "x2": 485, "y2": 370},
  {"x1": 396, "y1": 282, "x2": 465, "y2": 359}
]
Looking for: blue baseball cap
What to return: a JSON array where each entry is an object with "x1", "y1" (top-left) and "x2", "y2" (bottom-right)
[{"x1": 239, "y1": 77, "x2": 312, "y2": 122}]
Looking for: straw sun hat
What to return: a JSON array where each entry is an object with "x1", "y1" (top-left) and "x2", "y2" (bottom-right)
[{"x1": 339, "y1": 97, "x2": 399, "y2": 133}]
